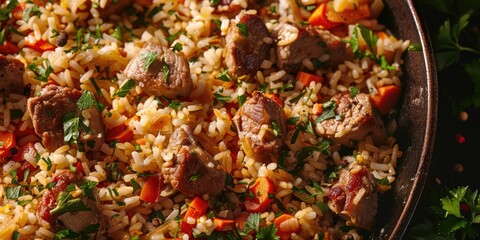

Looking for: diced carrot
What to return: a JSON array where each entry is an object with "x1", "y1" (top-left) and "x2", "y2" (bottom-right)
[
  {"x1": 296, "y1": 71, "x2": 324, "y2": 88},
  {"x1": 309, "y1": 3, "x2": 341, "y2": 29},
  {"x1": 214, "y1": 218, "x2": 234, "y2": 231},
  {"x1": 274, "y1": 214, "x2": 300, "y2": 240},
  {"x1": 0, "y1": 41, "x2": 20, "y2": 55},
  {"x1": 24, "y1": 33, "x2": 56, "y2": 52},
  {"x1": 12, "y1": 142, "x2": 36, "y2": 162},
  {"x1": 326, "y1": 3, "x2": 371, "y2": 24},
  {"x1": 135, "y1": 138, "x2": 146, "y2": 145},
  {"x1": 181, "y1": 196, "x2": 209, "y2": 235},
  {"x1": 0, "y1": 132, "x2": 16, "y2": 161},
  {"x1": 264, "y1": 93, "x2": 284, "y2": 108},
  {"x1": 376, "y1": 31, "x2": 389, "y2": 40},
  {"x1": 139, "y1": 174, "x2": 164, "y2": 203},
  {"x1": 105, "y1": 125, "x2": 133, "y2": 143},
  {"x1": 370, "y1": 85, "x2": 402, "y2": 114},
  {"x1": 244, "y1": 177, "x2": 275, "y2": 213}
]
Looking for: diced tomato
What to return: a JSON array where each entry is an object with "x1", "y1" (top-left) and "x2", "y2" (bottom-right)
[
  {"x1": 0, "y1": 40, "x2": 20, "y2": 55},
  {"x1": 274, "y1": 214, "x2": 300, "y2": 240},
  {"x1": 370, "y1": 85, "x2": 402, "y2": 114},
  {"x1": 12, "y1": 142, "x2": 36, "y2": 162},
  {"x1": 11, "y1": 3, "x2": 25, "y2": 20},
  {"x1": 139, "y1": 174, "x2": 164, "y2": 203},
  {"x1": 17, "y1": 161, "x2": 36, "y2": 182},
  {"x1": 296, "y1": 71, "x2": 324, "y2": 88},
  {"x1": 309, "y1": 3, "x2": 341, "y2": 29},
  {"x1": 214, "y1": 218, "x2": 234, "y2": 231},
  {"x1": 244, "y1": 177, "x2": 275, "y2": 213},
  {"x1": 37, "y1": 171, "x2": 76, "y2": 222},
  {"x1": 181, "y1": 196, "x2": 209, "y2": 235},
  {"x1": 24, "y1": 33, "x2": 56, "y2": 52},
  {"x1": 14, "y1": 121, "x2": 36, "y2": 140},
  {"x1": 105, "y1": 125, "x2": 134, "y2": 143},
  {"x1": 0, "y1": 131, "x2": 16, "y2": 162},
  {"x1": 75, "y1": 161, "x2": 84, "y2": 175},
  {"x1": 264, "y1": 93, "x2": 284, "y2": 108}
]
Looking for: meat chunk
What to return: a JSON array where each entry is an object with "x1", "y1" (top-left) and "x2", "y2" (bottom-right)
[
  {"x1": 224, "y1": 11, "x2": 272, "y2": 82},
  {"x1": 232, "y1": 92, "x2": 286, "y2": 163},
  {"x1": 315, "y1": 92, "x2": 386, "y2": 145},
  {"x1": 98, "y1": 0, "x2": 133, "y2": 19},
  {"x1": 38, "y1": 170, "x2": 106, "y2": 234},
  {"x1": 0, "y1": 55, "x2": 24, "y2": 95},
  {"x1": 37, "y1": 171, "x2": 78, "y2": 223},
  {"x1": 272, "y1": 23, "x2": 351, "y2": 73},
  {"x1": 124, "y1": 42, "x2": 192, "y2": 98},
  {"x1": 27, "y1": 85, "x2": 105, "y2": 152},
  {"x1": 328, "y1": 166, "x2": 378, "y2": 231},
  {"x1": 162, "y1": 125, "x2": 226, "y2": 196}
]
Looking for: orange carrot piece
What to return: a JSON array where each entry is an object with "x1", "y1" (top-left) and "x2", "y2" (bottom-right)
[
  {"x1": 139, "y1": 174, "x2": 163, "y2": 203},
  {"x1": 264, "y1": 93, "x2": 284, "y2": 108},
  {"x1": 370, "y1": 85, "x2": 402, "y2": 114},
  {"x1": 309, "y1": 3, "x2": 341, "y2": 29},
  {"x1": 0, "y1": 131, "x2": 16, "y2": 162},
  {"x1": 181, "y1": 197, "x2": 209, "y2": 235},
  {"x1": 296, "y1": 71, "x2": 324, "y2": 88},
  {"x1": 105, "y1": 124, "x2": 133, "y2": 143},
  {"x1": 24, "y1": 33, "x2": 56, "y2": 52},
  {"x1": 244, "y1": 177, "x2": 275, "y2": 213},
  {"x1": 274, "y1": 214, "x2": 300, "y2": 240},
  {"x1": 214, "y1": 218, "x2": 234, "y2": 231}
]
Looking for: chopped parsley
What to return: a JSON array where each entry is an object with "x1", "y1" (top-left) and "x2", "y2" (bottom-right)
[
  {"x1": 172, "y1": 42, "x2": 183, "y2": 52},
  {"x1": 166, "y1": 31, "x2": 183, "y2": 43},
  {"x1": 42, "y1": 157, "x2": 53, "y2": 171},
  {"x1": 244, "y1": 213, "x2": 260, "y2": 233},
  {"x1": 23, "y1": 5, "x2": 40, "y2": 21},
  {"x1": 113, "y1": 25, "x2": 123, "y2": 42},
  {"x1": 0, "y1": 28, "x2": 5, "y2": 45},
  {"x1": 189, "y1": 174, "x2": 202, "y2": 182},
  {"x1": 349, "y1": 86, "x2": 359, "y2": 98},
  {"x1": 28, "y1": 58, "x2": 54, "y2": 82},
  {"x1": 161, "y1": 57, "x2": 170, "y2": 83},
  {"x1": 217, "y1": 69, "x2": 232, "y2": 82},
  {"x1": 257, "y1": 224, "x2": 279, "y2": 240},
  {"x1": 140, "y1": 51, "x2": 158, "y2": 70},
  {"x1": 313, "y1": 101, "x2": 337, "y2": 123},
  {"x1": 168, "y1": 100, "x2": 182, "y2": 110},
  {"x1": 76, "y1": 90, "x2": 98, "y2": 110},
  {"x1": 209, "y1": 0, "x2": 220, "y2": 6},
  {"x1": 11, "y1": 230, "x2": 20, "y2": 240},
  {"x1": 113, "y1": 79, "x2": 136, "y2": 97},
  {"x1": 51, "y1": 192, "x2": 90, "y2": 215},
  {"x1": 286, "y1": 116, "x2": 300, "y2": 125},
  {"x1": 62, "y1": 112, "x2": 81, "y2": 144},
  {"x1": 6, "y1": 186, "x2": 22, "y2": 199},
  {"x1": 236, "y1": 23, "x2": 248, "y2": 37},
  {"x1": 130, "y1": 179, "x2": 141, "y2": 192},
  {"x1": 213, "y1": 93, "x2": 232, "y2": 105},
  {"x1": 0, "y1": 0, "x2": 18, "y2": 21},
  {"x1": 408, "y1": 43, "x2": 422, "y2": 51},
  {"x1": 237, "y1": 94, "x2": 247, "y2": 107},
  {"x1": 271, "y1": 120, "x2": 281, "y2": 137}
]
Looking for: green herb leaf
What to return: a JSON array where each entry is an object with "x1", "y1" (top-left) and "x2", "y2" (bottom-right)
[
  {"x1": 316, "y1": 201, "x2": 329, "y2": 212},
  {"x1": 114, "y1": 79, "x2": 136, "y2": 97},
  {"x1": 236, "y1": 23, "x2": 248, "y2": 37},
  {"x1": 140, "y1": 51, "x2": 158, "y2": 71},
  {"x1": 0, "y1": 28, "x2": 5, "y2": 45},
  {"x1": 172, "y1": 42, "x2": 183, "y2": 52},
  {"x1": 214, "y1": 93, "x2": 232, "y2": 105},
  {"x1": 209, "y1": 0, "x2": 220, "y2": 6},
  {"x1": 23, "y1": 5, "x2": 40, "y2": 21},
  {"x1": 161, "y1": 57, "x2": 170, "y2": 83},
  {"x1": 271, "y1": 120, "x2": 281, "y2": 137},
  {"x1": 286, "y1": 116, "x2": 300, "y2": 125},
  {"x1": 0, "y1": 0, "x2": 19, "y2": 21},
  {"x1": 169, "y1": 100, "x2": 181, "y2": 110},
  {"x1": 217, "y1": 69, "x2": 232, "y2": 82},
  {"x1": 237, "y1": 94, "x2": 247, "y2": 107},
  {"x1": 11, "y1": 230, "x2": 20, "y2": 240},
  {"x1": 113, "y1": 26, "x2": 123, "y2": 41},
  {"x1": 63, "y1": 112, "x2": 80, "y2": 144},
  {"x1": 349, "y1": 86, "x2": 359, "y2": 98},
  {"x1": 358, "y1": 24, "x2": 378, "y2": 54},
  {"x1": 244, "y1": 213, "x2": 260, "y2": 233},
  {"x1": 130, "y1": 179, "x2": 141, "y2": 192},
  {"x1": 6, "y1": 186, "x2": 22, "y2": 199},
  {"x1": 380, "y1": 55, "x2": 396, "y2": 70},
  {"x1": 189, "y1": 174, "x2": 202, "y2": 182},
  {"x1": 28, "y1": 58, "x2": 54, "y2": 82},
  {"x1": 257, "y1": 224, "x2": 279, "y2": 240},
  {"x1": 166, "y1": 31, "x2": 183, "y2": 43},
  {"x1": 50, "y1": 193, "x2": 90, "y2": 215},
  {"x1": 76, "y1": 90, "x2": 98, "y2": 110},
  {"x1": 313, "y1": 101, "x2": 337, "y2": 123},
  {"x1": 408, "y1": 43, "x2": 423, "y2": 51}
]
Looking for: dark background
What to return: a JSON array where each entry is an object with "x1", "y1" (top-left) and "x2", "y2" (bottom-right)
[{"x1": 406, "y1": 1, "x2": 480, "y2": 238}]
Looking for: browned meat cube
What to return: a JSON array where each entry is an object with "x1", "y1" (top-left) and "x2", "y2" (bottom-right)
[
  {"x1": 315, "y1": 93, "x2": 386, "y2": 145},
  {"x1": 27, "y1": 85, "x2": 105, "y2": 152},
  {"x1": 272, "y1": 23, "x2": 351, "y2": 73},
  {"x1": 162, "y1": 125, "x2": 226, "y2": 196},
  {"x1": 232, "y1": 92, "x2": 286, "y2": 163},
  {"x1": 0, "y1": 55, "x2": 25, "y2": 95},
  {"x1": 98, "y1": 0, "x2": 133, "y2": 19},
  {"x1": 328, "y1": 166, "x2": 378, "y2": 231},
  {"x1": 124, "y1": 42, "x2": 192, "y2": 98},
  {"x1": 224, "y1": 11, "x2": 272, "y2": 82}
]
